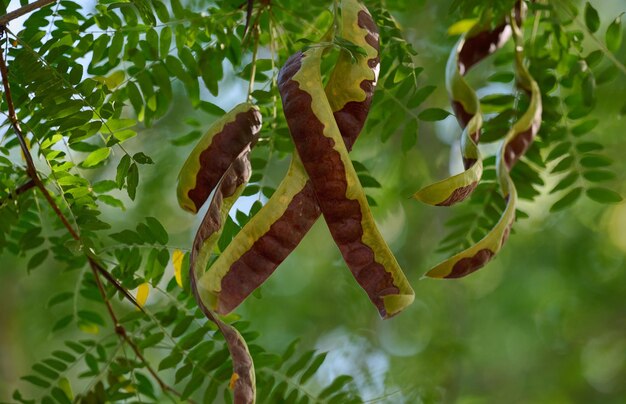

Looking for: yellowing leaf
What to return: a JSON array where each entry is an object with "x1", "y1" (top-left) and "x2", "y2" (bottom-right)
[
  {"x1": 106, "y1": 118, "x2": 136, "y2": 132},
  {"x1": 78, "y1": 321, "x2": 99, "y2": 335},
  {"x1": 136, "y1": 283, "x2": 149, "y2": 308},
  {"x1": 448, "y1": 19, "x2": 478, "y2": 35},
  {"x1": 123, "y1": 382, "x2": 136, "y2": 393},
  {"x1": 173, "y1": 249, "x2": 184, "y2": 288},
  {"x1": 229, "y1": 372, "x2": 240, "y2": 390},
  {"x1": 58, "y1": 377, "x2": 74, "y2": 401},
  {"x1": 94, "y1": 70, "x2": 126, "y2": 89}
]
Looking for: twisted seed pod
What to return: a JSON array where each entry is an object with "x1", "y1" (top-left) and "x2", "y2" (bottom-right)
[
  {"x1": 177, "y1": 103, "x2": 262, "y2": 213},
  {"x1": 278, "y1": 45, "x2": 414, "y2": 318},
  {"x1": 177, "y1": 103, "x2": 262, "y2": 404},
  {"x1": 414, "y1": 10, "x2": 517, "y2": 206},
  {"x1": 198, "y1": 0, "x2": 381, "y2": 315},
  {"x1": 426, "y1": 9, "x2": 542, "y2": 279}
]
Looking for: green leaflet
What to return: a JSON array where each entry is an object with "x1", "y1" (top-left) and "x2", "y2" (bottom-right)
[{"x1": 427, "y1": 9, "x2": 542, "y2": 279}]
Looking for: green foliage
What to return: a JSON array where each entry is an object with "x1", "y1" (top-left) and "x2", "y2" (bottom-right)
[{"x1": 1, "y1": 0, "x2": 625, "y2": 402}]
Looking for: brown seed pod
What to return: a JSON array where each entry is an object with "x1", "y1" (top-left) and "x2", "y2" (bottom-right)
[
  {"x1": 177, "y1": 104, "x2": 261, "y2": 404},
  {"x1": 426, "y1": 5, "x2": 542, "y2": 279},
  {"x1": 414, "y1": 3, "x2": 523, "y2": 206},
  {"x1": 278, "y1": 45, "x2": 413, "y2": 318},
  {"x1": 201, "y1": 0, "x2": 383, "y2": 315}
]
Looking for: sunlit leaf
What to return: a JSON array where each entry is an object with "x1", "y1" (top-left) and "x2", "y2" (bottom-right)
[
  {"x1": 82, "y1": 148, "x2": 110, "y2": 168},
  {"x1": 172, "y1": 249, "x2": 184, "y2": 288},
  {"x1": 136, "y1": 283, "x2": 149, "y2": 307}
]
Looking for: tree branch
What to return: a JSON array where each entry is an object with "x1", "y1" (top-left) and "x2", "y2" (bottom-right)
[
  {"x1": 0, "y1": 41, "x2": 81, "y2": 240},
  {"x1": 13, "y1": 178, "x2": 35, "y2": 195},
  {"x1": 88, "y1": 260, "x2": 186, "y2": 402},
  {"x1": 0, "y1": 30, "x2": 185, "y2": 401},
  {"x1": 0, "y1": 178, "x2": 35, "y2": 205},
  {"x1": 0, "y1": 0, "x2": 57, "y2": 26},
  {"x1": 0, "y1": 37, "x2": 140, "y2": 307}
]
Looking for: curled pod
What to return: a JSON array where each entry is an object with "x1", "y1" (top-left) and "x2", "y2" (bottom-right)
[
  {"x1": 426, "y1": 8, "x2": 541, "y2": 279},
  {"x1": 177, "y1": 103, "x2": 262, "y2": 213},
  {"x1": 278, "y1": 44, "x2": 414, "y2": 318},
  {"x1": 199, "y1": 0, "x2": 382, "y2": 315},
  {"x1": 177, "y1": 103, "x2": 262, "y2": 404},
  {"x1": 414, "y1": 4, "x2": 522, "y2": 206}
]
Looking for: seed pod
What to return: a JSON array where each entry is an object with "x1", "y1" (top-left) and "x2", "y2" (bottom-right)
[
  {"x1": 414, "y1": 8, "x2": 518, "y2": 206},
  {"x1": 278, "y1": 45, "x2": 414, "y2": 318},
  {"x1": 177, "y1": 103, "x2": 262, "y2": 213},
  {"x1": 192, "y1": 274, "x2": 255, "y2": 404},
  {"x1": 177, "y1": 103, "x2": 261, "y2": 404},
  {"x1": 426, "y1": 7, "x2": 541, "y2": 279},
  {"x1": 199, "y1": 0, "x2": 382, "y2": 315}
]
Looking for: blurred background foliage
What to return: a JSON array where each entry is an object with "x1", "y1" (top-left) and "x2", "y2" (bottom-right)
[{"x1": 1, "y1": 0, "x2": 625, "y2": 402}]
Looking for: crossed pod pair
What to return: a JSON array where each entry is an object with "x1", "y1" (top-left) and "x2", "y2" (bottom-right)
[{"x1": 176, "y1": 0, "x2": 542, "y2": 401}]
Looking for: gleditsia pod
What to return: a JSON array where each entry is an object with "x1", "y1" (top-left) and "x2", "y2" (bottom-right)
[
  {"x1": 414, "y1": 5, "x2": 520, "y2": 206},
  {"x1": 278, "y1": 45, "x2": 414, "y2": 318},
  {"x1": 177, "y1": 103, "x2": 262, "y2": 213},
  {"x1": 177, "y1": 104, "x2": 261, "y2": 404},
  {"x1": 426, "y1": 9, "x2": 541, "y2": 279},
  {"x1": 198, "y1": 0, "x2": 381, "y2": 315},
  {"x1": 188, "y1": 154, "x2": 255, "y2": 403}
]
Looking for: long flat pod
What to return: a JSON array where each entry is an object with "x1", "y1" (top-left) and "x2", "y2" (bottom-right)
[
  {"x1": 426, "y1": 10, "x2": 541, "y2": 279},
  {"x1": 198, "y1": 308, "x2": 254, "y2": 404},
  {"x1": 414, "y1": 8, "x2": 518, "y2": 206},
  {"x1": 177, "y1": 104, "x2": 261, "y2": 403},
  {"x1": 278, "y1": 47, "x2": 413, "y2": 318},
  {"x1": 199, "y1": 0, "x2": 382, "y2": 315},
  {"x1": 190, "y1": 153, "x2": 257, "y2": 403}
]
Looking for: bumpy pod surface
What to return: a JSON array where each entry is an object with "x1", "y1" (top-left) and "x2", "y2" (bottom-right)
[
  {"x1": 426, "y1": 7, "x2": 542, "y2": 279},
  {"x1": 199, "y1": 0, "x2": 383, "y2": 315},
  {"x1": 413, "y1": 8, "x2": 518, "y2": 206},
  {"x1": 177, "y1": 103, "x2": 261, "y2": 403},
  {"x1": 177, "y1": 103, "x2": 262, "y2": 213},
  {"x1": 278, "y1": 43, "x2": 414, "y2": 318}
]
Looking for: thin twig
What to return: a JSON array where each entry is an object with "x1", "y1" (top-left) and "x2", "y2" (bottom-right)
[
  {"x1": 246, "y1": 27, "x2": 260, "y2": 102},
  {"x1": 0, "y1": 29, "x2": 184, "y2": 401},
  {"x1": 88, "y1": 260, "x2": 186, "y2": 402},
  {"x1": 93, "y1": 260, "x2": 145, "y2": 311},
  {"x1": 124, "y1": 332, "x2": 185, "y2": 402},
  {"x1": 0, "y1": 34, "x2": 81, "y2": 240},
  {"x1": 0, "y1": 36, "x2": 143, "y2": 310},
  {"x1": 0, "y1": 0, "x2": 56, "y2": 26},
  {"x1": 88, "y1": 260, "x2": 120, "y2": 326},
  {"x1": 0, "y1": 178, "x2": 35, "y2": 204}
]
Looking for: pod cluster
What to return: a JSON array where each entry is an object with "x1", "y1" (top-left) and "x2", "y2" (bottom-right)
[
  {"x1": 417, "y1": 2, "x2": 543, "y2": 278},
  {"x1": 176, "y1": 1, "x2": 542, "y2": 401}
]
